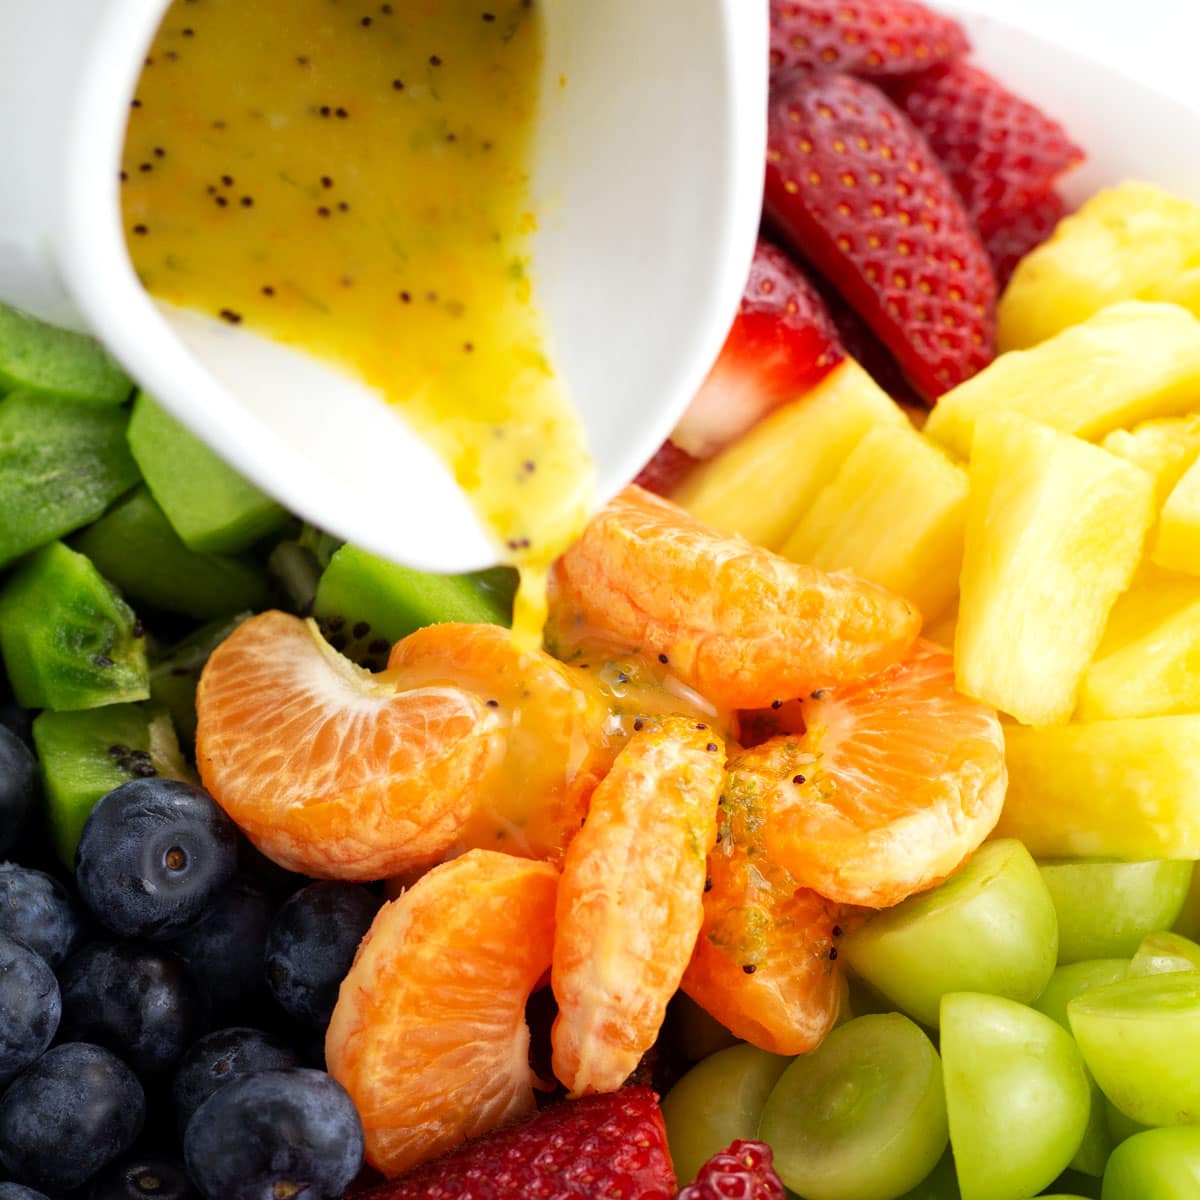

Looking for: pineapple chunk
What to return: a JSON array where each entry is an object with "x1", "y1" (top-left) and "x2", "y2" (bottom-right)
[
  {"x1": 999, "y1": 181, "x2": 1200, "y2": 350},
  {"x1": 779, "y1": 424, "x2": 967, "y2": 619},
  {"x1": 673, "y1": 360, "x2": 907, "y2": 550},
  {"x1": 925, "y1": 603, "x2": 957, "y2": 651},
  {"x1": 995, "y1": 717, "x2": 1200, "y2": 859},
  {"x1": 1101, "y1": 415, "x2": 1200, "y2": 506},
  {"x1": 1078, "y1": 567, "x2": 1200, "y2": 720},
  {"x1": 925, "y1": 301, "x2": 1200, "y2": 459},
  {"x1": 956, "y1": 412, "x2": 1155, "y2": 727},
  {"x1": 1154, "y1": 455, "x2": 1200, "y2": 575}
]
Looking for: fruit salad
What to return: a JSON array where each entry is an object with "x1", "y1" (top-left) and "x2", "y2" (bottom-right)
[{"x1": 2, "y1": 1, "x2": 1200, "y2": 1198}]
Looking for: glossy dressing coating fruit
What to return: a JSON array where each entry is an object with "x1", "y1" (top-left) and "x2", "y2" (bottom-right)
[
  {"x1": 325, "y1": 851, "x2": 557, "y2": 1177},
  {"x1": 759, "y1": 1013, "x2": 948, "y2": 1200},
  {"x1": 843, "y1": 839, "x2": 1058, "y2": 1027}
]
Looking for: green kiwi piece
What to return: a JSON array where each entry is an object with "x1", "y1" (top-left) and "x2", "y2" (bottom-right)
[
  {"x1": 71, "y1": 487, "x2": 270, "y2": 620},
  {"x1": 32, "y1": 702, "x2": 194, "y2": 865},
  {"x1": 127, "y1": 393, "x2": 288, "y2": 554},
  {"x1": 0, "y1": 390, "x2": 139, "y2": 567},
  {"x1": 0, "y1": 542, "x2": 149, "y2": 710},
  {"x1": 312, "y1": 544, "x2": 516, "y2": 667},
  {"x1": 0, "y1": 302, "x2": 132, "y2": 405},
  {"x1": 150, "y1": 613, "x2": 250, "y2": 744}
]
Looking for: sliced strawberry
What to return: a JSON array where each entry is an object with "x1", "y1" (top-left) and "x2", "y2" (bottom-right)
[
  {"x1": 770, "y1": 0, "x2": 968, "y2": 79},
  {"x1": 978, "y1": 189, "x2": 1068, "y2": 289},
  {"x1": 765, "y1": 71, "x2": 996, "y2": 399},
  {"x1": 889, "y1": 62, "x2": 1083, "y2": 222},
  {"x1": 348, "y1": 1087, "x2": 676, "y2": 1200},
  {"x1": 671, "y1": 239, "x2": 844, "y2": 459},
  {"x1": 678, "y1": 1140, "x2": 787, "y2": 1200},
  {"x1": 633, "y1": 440, "x2": 700, "y2": 497}
]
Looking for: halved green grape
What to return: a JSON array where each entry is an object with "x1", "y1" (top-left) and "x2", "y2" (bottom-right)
[
  {"x1": 759, "y1": 1013, "x2": 947, "y2": 1200},
  {"x1": 1039, "y1": 859, "x2": 1192, "y2": 964},
  {"x1": 1171, "y1": 863, "x2": 1200, "y2": 940},
  {"x1": 1104, "y1": 1099, "x2": 1148, "y2": 1147},
  {"x1": 843, "y1": 840, "x2": 1058, "y2": 1027},
  {"x1": 1069, "y1": 973, "x2": 1200, "y2": 1126},
  {"x1": 662, "y1": 1043, "x2": 789, "y2": 1185},
  {"x1": 1101, "y1": 1127, "x2": 1200, "y2": 1199},
  {"x1": 1128, "y1": 930, "x2": 1200, "y2": 977},
  {"x1": 896, "y1": 1151, "x2": 960, "y2": 1200},
  {"x1": 942, "y1": 992, "x2": 1091, "y2": 1200},
  {"x1": 1035, "y1": 961, "x2": 1131, "y2": 1030}
]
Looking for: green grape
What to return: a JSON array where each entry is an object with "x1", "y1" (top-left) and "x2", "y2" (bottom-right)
[
  {"x1": 1101, "y1": 1127, "x2": 1200, "y2": 1199},
  {"x1": 668, "y1": 992, "x2": 740, "y2": 1064},
  {"x1": 1035, "y1": 961, "x2": 1130, "y2": 1030},
  {"x1": 1039, "y1": 859, "x2": 1192, "y2": 964},
  {"x1": 1170, "y1": 862, "x2": 1200, "y2": 940},
  {"x1": 1128, "y1": 930, "x2": 1200, "y2": 977},
  {"x1": 1104, "y1": 1098, "x2": 1149, "y2": 1147},
  {"x1": 759, "y1": 1013, "x2": 947, "y2": 1200},
  {"x1": 896, "y1": 1151, "x2": 960, "y2": 1199},
  {"x1": 1069, "y1": 973, "x2": 1200, "y2": 1126},
  {"x1": 843, "y1": 840, "x2": 1058, "y2": 1027},
  {"x1": 941, "y1": 992, "x2": 1091, "y2": 1200},
  {"x1": 661, "y1": 1043, "x2": 789, "y2": 1185}
]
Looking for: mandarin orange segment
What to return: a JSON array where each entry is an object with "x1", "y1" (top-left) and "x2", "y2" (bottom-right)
[
  {"x1": 325, "y1": 849, "x2": 558, "y2": 1178},
  {"x1": 551, "y1": 716, "x2": 724, "y2": 1097},
  {"x1": 548, "y1": 485, "x2": 921, "y2": 710},
  {"x1": 764, "y1": 639, "x2": 1007, "y2": 908},
  {"x1": 195, "y1": 610, "x2": 502, "y2": 880},
  {"x1": 681, "y1": 740, "x2": 845, "y2": 1057},
  {"x1": 386, "y1": 622, "x2": 616, "y2": 865}
]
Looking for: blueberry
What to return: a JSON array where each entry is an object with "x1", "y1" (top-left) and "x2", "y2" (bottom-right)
[
  {"x1": 0, "y1": 863, "x2": 86, "y2": 967},
  {"x1": 0, "y1": 1185, "x2": 50, "y2": 1200},
  {"x1": 264, "y1": 882, "x2": 379, "y2": 1028},
  {"x1": 75, "y1": 779, "x2": 238, "y2": 940},
  {"x1": 183, "y1": 1069, "x2": 363, "y2": 1200},
  {"x1": 0, "y1": 1043, "x2": 144, "y2": 1193},
  {"x1": 170, "y1": 875, "x2": 274, "y2": 1020},
  {"x1": 88, "y1": 1153, "x2": 198, "y2": 1199},
  {"x1": 0, "y1": 727, "x2": 36, "y2": 857},
  {"x1": 59, "y1": 940, "x2": 207, "y2": 1079},
  {"x1": 0, "y1": 931, "x2": 60, "y2": 1087}
]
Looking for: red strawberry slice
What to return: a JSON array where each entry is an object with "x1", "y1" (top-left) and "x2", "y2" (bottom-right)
[
  {"x1": 889, "y1": 62, "x2": 1083, "y2": 222},
  {"x1": 678, "y1": 1140, "x2": 787, "y2": 1200},
  {"x1": 770, "y1": 0, "x2": 968, "y2": 80},
  {"x1": 978, "y1": 189, "x2": 1068, "y2": 289},
  {"x1": 633, "y1": 440, "x2": 700, "y2": 497},
  {"x1": 347, "y1": 1087, "x2": 676, "y2": 1200},
  {"x1": 765, "y1": 71, "x2": 997, "y2": 399},
  {"x1": 671, "y1": 239, "x2": 844, "y2": 459}
]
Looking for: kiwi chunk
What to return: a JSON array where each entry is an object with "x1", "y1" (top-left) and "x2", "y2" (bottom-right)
[
  {"x1": 127, "y1": 393, "x2": 288, "y2": 554},
  {"x1": 0, "y1": 390, "x2": 139, "y2": 567},
  {"x1": 0, "y1": 542, "x2": 149, "y2": 710},
  {"x1": 32, "y1": 703, "x2": 192, "y2": 865},
  {"x1": 150, "y1": 613, "x2": 250, "y2": 744},
  {"x1": 312, "y1": 544, "x2": 516, "y2": 667},
  {"x1": 0, "y1": 302, "x2": 132, "y2": 405},
  {"x1": 71, "y1": 487, "x2": 269, "y2": 620}
]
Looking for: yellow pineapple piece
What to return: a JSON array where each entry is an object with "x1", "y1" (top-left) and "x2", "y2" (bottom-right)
[
  {"x1": 1154, "y1": 455, "x2": 1200, "y2": 575},
  {"x1": 925, "y1": 301, "x2": 1200, "y2": 459},
  {"x1": 925, "y1": 603, "x2": 957, "y2": 651},
  {"x1": 956, "y1": 412, "x2": 1155, "y2": 727},
  {"x1": 995, "y1": 716, "x2": 1200, "y2": 859},
  {"x1": 1152, "y1": 265, "x2": 1200, "y2": 318},
  {"x1": 999, "y1": 181, "x2": 1200, "y2": 350},
  {"x1": 1101, "y1": 415, "x2": 1200, "y2": 506},
  {"x1": 1078, "y1": 567, "x2": 1200, "y2": 720},
  {"x1": 673, "y1": 359, "x2": 906, "y2": 550},
  {"x1": 779, "y1": 424, "x2": 966, "y2": 620}
]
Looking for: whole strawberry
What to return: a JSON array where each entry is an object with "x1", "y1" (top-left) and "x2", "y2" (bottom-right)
[
  {"x1": 770, "y1": 0, "x2": 968, "y2": 79},
  {"x1": 765, "y1": 71, "x2": 996, "y2": 398},
  {"x1": 677, "y1": 1140, "x2": 786, "y2": 1200},
  {"x1": 347, "y1": 1087, "x2": 676, "y2": 1200}
]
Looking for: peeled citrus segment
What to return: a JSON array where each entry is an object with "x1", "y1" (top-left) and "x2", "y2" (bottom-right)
[
  {"x1": 765, "y1": 640, "x2": 1006, "y2": 908},
  {"x1": 386, "y1": 622, "x2": 614, "y2": 864},
  {"x1": 551, "y1": 716, "x2": 724, "y2": 1096},
  {"x1": 325, "y1": 849, "x2": 558, "y2": 1177},
  {"x1": 195, "y1": 610, "x2": 500, "y2": 879},
  {"x1": 682, "y1": 740, "x2": 845, "y2": 1056},
  {"x1": 549, "y1": 485, "x2": 920, "y2": 710}
]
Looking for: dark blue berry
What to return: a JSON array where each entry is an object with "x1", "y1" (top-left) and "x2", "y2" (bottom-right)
[
  {"x1": 170, "y1": 875, "x2": 274, "y2": 1020},
  {"x1": 183, "y1": 1069, "x2": 363, "y2": 1200},
  {"x1": 0, "y1": 1184, "x2": 50, "y2": 1200},
  {"x1": 87, "y1": 1153, "x2": 198, "y2": 1199},
  {"x1": 0, "y1": 931, "x2": 60, "y2": 1087},
  {"x1": 264, "y1": 882, "x2": 379, "y2": 1028},
  {"x1": 0, "y1": 1043, "x2": 144, "y2": 1193},
  {"x1": 0, "y1": 863, "x2": 86, "y2": 966},
  {"x1": 59, "y1": 940, "x2": 207, "y2": 1078},
  {"x1": 0, "y1": 727, "x2": 36, "y2": 857},
  {"x1": 75, "y1": 779, "x2": 238, "y2": 940},
  {"x1": 172, "y1": 1027, "x2": 300, "y2": 1134}
]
